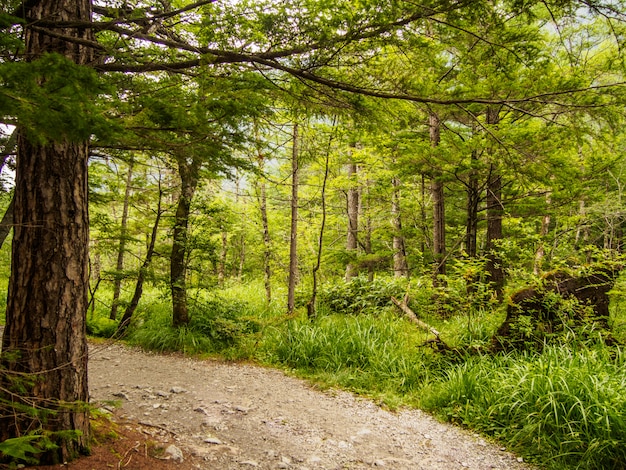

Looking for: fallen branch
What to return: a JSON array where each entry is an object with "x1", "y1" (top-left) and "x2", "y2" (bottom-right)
[
  {"x1": 391, "y1": 296, "x2": 441, "y2": 338},
  {"x1": 391, "y1": 296, "x2": 454, "y2": 352}
]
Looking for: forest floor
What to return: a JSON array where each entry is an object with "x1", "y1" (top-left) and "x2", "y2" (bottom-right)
[{"x1": 32, "y1": 341, "x2": 536, "y2": 470}]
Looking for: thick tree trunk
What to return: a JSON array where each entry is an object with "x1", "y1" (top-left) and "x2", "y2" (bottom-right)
[
  {"x1": 1, "y1": 137, "x2": 91, "y2": 461},
  {"x1": 110, "y1": 162, "x2": 134, "y2": 320},
  {"x1": 430, "y1": 113, "x2": 446, "y2": 286},
  {"x1": 171, "y1": 157, "x2": 199, "y2": 327},
  {"x1": 0, "y1": 0, "x2": 93, "y2": 463},
  {"x1": 392, "y1": 176, "x2": 409, "y2": 277},
  {"x1": 345, "y1": 160, "x2": 359, "y2": 281},
  {"x1": 287, "y1": 123, "x2": 299, "y2": 314}
]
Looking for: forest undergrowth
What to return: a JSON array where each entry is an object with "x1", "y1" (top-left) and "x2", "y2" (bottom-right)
[{"x1": 82, "y1": 273, "x2": 626, "y2": 470}]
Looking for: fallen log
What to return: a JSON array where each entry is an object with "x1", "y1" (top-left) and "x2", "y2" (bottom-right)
[{"x1": 492, "y1": 264, "x2": 622, "y2": 352}]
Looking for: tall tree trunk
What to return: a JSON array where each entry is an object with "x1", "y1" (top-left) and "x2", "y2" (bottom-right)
[
  {"x1": 260, "y1": 181, "x2": 272, "y2": 304},
  {"x1": 118, "y1": 180, "x2": 164, "y2": 335},
  {"x1": 110, "y1": 162, "x2": 134, "y2": 320},
  {"x1": 0, "y1": 0, "x2": 93, "y2": 462},
  {"x1": 392, "y1": 175, "x2": 409, "y2": 277},
  {"x1": 430, "y1": 113, "x2": 446, "y2": 286},
  {"x1": 362, "y1": 180, "x2": 374, "y2": 281},
  {"x1": 218, "y1": 230, "x2": 227, "y2": 287},
  {"x1": 307, "y1": 123, "x2": 334, "y2": 320},
  {"x1": 171, "y1": 157, "x2": 199, "y2": 327},
  {"x1": 465, "y1": 150, "x2": 480, "y2": 259},
  {"x1": 345, "y1": 160, "x2": 359, "y2": 281},
  {"x1": 485, "y1": 108, "x2": 505, "y2": 297},
  {"x1": 287, "y1": 123, "x2": 299, "y2": 314},
  {"x1": 254, "y1": 124, "x2": 272, "y2": 304}
]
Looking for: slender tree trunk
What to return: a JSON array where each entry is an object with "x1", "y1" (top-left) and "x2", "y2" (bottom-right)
[
  {"x1": 361, "y1": 180, "x2": 374, "y2": 281},
  {"x1": 110, "y1": 162, "x2": 134, "y2": 320},
  {"x1": 258, "y1": 176, "x2": 272, "y2": 304},
  {"x1": 171, "y1": 157, "x2": 199, "y2": 327},
  {"x1": 287, "y1": 123, "x2": 299, "y2": 314},
  {"x1": 218, "y1": 230, "x2": 227, "y2": 287},
  {"x1": 465, "y1": 150, "x2": 479, "y2": 259},
  {"x1": 430, "y1": 113, "x2": 446, "y2": 286},
  {"x1": 307, "y1": 124, "x2": 334, "y2": 320},
  {"x1": 392, "y1": 176, "x2": 409, "y2": 277},
  {"x1": 0, "y1": 0, "x2": 93, "y2": 462},
  {"x1": 345, "y1": 160, "x2": 359, "y2": 281},
  {"x1": 118, "y1": 181, "x2": 164, "y2": 335}
]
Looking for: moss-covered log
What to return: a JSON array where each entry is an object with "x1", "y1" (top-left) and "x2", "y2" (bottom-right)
[{"x1": 492, "y1": 266, "x2": 622, "y2": 352}]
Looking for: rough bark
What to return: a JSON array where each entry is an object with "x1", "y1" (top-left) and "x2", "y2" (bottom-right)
[
  {"x1": 287, "y1": 123, "x2": 299, "y2": 314},
  {"x1": 345, "y1": 160, "x2": 359, "y2": 281},
  {"x1": 171, "y1": 156, "x2": 199, "y2": 327},
  {"x1": 430, "y1": 113, "x2": 446, "y2": 286},
  {"x1": 110, "y1": 162, "x2": 134, "y2": 320},
  {"x1": 0, "y1": 0, "x2": 93, "y2": 463}
]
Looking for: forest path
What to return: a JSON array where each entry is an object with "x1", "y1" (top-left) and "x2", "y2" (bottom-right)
[{"x1": 89, "y1": 342, "x2": 535, "y2": 470}]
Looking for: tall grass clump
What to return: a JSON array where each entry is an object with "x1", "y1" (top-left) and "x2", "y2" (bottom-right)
[
  {"x1": 127, "y1": 294, "x2": 260, "y2": 356},
  {"x1": 421, "y1": 345, "x2": 626, "y2": 469},
  {"x1": 263, "y1": 312, "x2": 433, "y2": 404}
]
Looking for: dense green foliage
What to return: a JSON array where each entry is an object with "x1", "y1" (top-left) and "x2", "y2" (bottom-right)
[{"x1": 3, "y1": 0, "x2": 626, "y2": 467}]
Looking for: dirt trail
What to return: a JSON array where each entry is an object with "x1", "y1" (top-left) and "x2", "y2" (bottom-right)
[{"x1": 88, "y1": 342, "x2": 535, "y2": 470}]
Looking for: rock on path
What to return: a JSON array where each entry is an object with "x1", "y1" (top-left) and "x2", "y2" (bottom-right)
[{"x1": 89, "y1": 342, "x2": 535, "y2": 470}]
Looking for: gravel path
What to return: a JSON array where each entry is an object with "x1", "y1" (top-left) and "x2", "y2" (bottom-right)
[{"x1": 88, "y1": 342, "x2": 536, "y2": 470}]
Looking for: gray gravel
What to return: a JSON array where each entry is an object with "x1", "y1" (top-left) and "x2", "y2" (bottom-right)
[{"x1": 88, "y1": 341, "x2": 537, "y2": 470}]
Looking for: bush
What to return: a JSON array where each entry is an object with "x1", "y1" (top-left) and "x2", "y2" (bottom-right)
[
  {"x1": 86, "y1": 316, "x2": 118, "y2": 338},
  {"x1": 317, "y1": 275, "x2": 408, "y2": 316}
]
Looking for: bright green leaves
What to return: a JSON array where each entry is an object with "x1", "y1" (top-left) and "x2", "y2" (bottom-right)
[{"x1": 0, "y1": 53, "x2": 110, "y2": 144}]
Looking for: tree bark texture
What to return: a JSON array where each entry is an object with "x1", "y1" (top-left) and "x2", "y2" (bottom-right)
[
  {"x1": 0, "y1": 0, "x2": 94, "y2": 463},
  {"x1": 287, "y1": 123, "x2": 299, "y2": 314},
  {"x1": 429, "y1": 113, "x2": 446, "y2": 286},
  {"x1": 171, "y1": 156, "x2": 199, "y2": 327},
  {"x1": 1, "y1": 139, "x2": 91, "y2": 460},
  {"x1": 345, "y1": 161, "x2": 359, "y2": 281}
]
